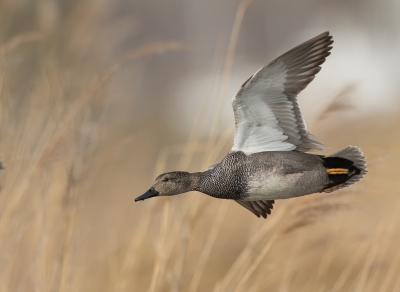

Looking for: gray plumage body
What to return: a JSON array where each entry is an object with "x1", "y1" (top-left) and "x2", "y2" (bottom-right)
[{"x1": 199, "y1": 151, "x2": 327, "y2": 201}]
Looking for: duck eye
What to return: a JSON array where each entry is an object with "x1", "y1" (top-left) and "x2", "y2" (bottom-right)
[{"x1": 162, "y1": 178, "x2": 169, "y2": 182}]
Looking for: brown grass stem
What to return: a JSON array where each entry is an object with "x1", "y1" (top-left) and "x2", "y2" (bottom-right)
[
  {"x1": 216, "y1": 204, "x2": 289, "y2": 291},
  {"x1": 354, "y1": 202, "x2": 396, "y2": 292},
  {"x1": 188, "y1": 202, "x2": 229, "y2": 292},
  {"x1": 148, "y1": 201, "x2": 171, "y2": 292},
  {"x1": 234, "y1": 232, "x2": 282, "y2": 292}
]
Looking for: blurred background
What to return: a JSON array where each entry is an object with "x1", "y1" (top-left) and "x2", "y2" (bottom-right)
[{"x1": 0, "y1": 0, "x2": 399, "y2": 291}]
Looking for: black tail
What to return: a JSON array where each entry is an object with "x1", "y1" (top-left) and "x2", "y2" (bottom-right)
[{"x1": 321, "y1": 146, "x2": 367, "y2": 193}]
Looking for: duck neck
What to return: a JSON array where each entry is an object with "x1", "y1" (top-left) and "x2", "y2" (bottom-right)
[
  {"x1": 187, "y1": 172, "x2": 203, "y2": 192},
  {"x1": 188, "y1": 169, "x2": 223, "y2": 197},
  {"x1": 194, "y1": 169, "x2": 217, "y2": 196}
]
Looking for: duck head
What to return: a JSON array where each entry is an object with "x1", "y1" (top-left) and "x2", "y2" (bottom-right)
[{"x1": 135, "y1": 171, "x2": 197, "y2": 202}]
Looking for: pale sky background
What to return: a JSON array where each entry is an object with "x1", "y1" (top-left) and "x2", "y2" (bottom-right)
[{"x1": 110, "y1": 0, "x2": 400, "y2": 139}]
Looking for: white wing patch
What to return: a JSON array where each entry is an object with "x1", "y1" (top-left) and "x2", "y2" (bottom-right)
[{"x1": 232, "y1": 61, "x2": 296, "y2": 152}]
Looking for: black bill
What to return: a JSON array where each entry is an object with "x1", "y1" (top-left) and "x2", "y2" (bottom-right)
[{"x1": 135, "y1": 187, "x2": 159, "y2": 202}]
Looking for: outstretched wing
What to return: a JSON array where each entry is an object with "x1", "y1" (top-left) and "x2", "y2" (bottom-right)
[
  {"x1": 232, "y1": 32, "x2": 333, "y2": 154},
  {"x1": 236, "y1": 200, "x2": 275, "y2": 219}
]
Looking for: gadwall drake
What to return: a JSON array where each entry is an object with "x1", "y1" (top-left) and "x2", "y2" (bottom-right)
[{"x1": 136, "y1": 32, "x2": 367, "y2": 218}]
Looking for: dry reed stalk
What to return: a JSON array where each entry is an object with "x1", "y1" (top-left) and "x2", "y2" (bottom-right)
[
  {"x1": 234, "y1": 232, "x2": 282, "y2": 292},
  {"x1": 377, "y1": 217, "x2": 400, "y2": 292},
  {"x1": 148, "y1": 201, "x2": 171, "y2": 292},
  {"x1": 0, "y1": 75, "x2": 72, "y2": 274},
  {"x1": 201, "y1": 124, "x2": 235, "y2": 170},
  {"x1": 115, "y1": 202, "x2": 156, "y2": 292},
  {"x1": 0, "y1": 65, "x2": 5, "y2": 118},
  {"x1": 354, "y1": 219, "x2": 389, "y2": 290},
  {"x1": 225, "y1": 195, "x2": 350, "y2": 291},
  {"x1": 366, "y1": 198, "x2": 400, "y2": 292},
  {"x1": 0, "y1": 31, "x2": 44, "y2": 55},
  {"x1": 331, "y1": 234, "x2": 371, "y2": 292},
  {"x1": 203, "y1": 0, "x2": 255, "y2": 165},
  {"x1": 19, "y1": 193, "x2": 47, "y2": 292},
  {"x1": 282, "y1": 201, "x2": 349, "y2": 235},
  {"x1": 169, "y1": 223, "x2": 190, "y2": 292},
  {"x1": 215, "y1": 203, "x2": 289, "y2": 291},
  {"x1": 379, "y1": 247, "x2": 400, "y2": 292},
  {"x1": 188, "y1": 202, "x2": 229, "y2": 292},
  {"x1": 35, "y1": 41, "x2": 189, "y2": 174},
  {"x1": 154, "y1": 192, "x2": 206, "y2": 290},
  {"x1": 312, "y1": 217, "x2": 347, "y2": 291},
  {"x1": 0, "y1": 122, "x2": 55, "y2": 235},
  {"x1": 317, "y1": 83, "x2": 357, "y2": 121},
  {"x1": 55, "y1": 169, "x2": 79, "y2": 292},
  {"x1": 115, "y1": 144, "x2": 173, "y2": 292},
  {"x1": 354, "y1": 194, "x2": 399, "y2": 292},
  {"x1": 247, "y1": 281, "x2": 260, "y2": 292},
  {"x1": 392, "y1": 270, "x2": 400, "y2": 292},
  {"x1": 277, "y1": 232, "x2": 306, "y2": 292},
  {"x1": 0, "y1": 31, "x2": 44, "y2": 118},
  {"x1": 176, "y1": 40, "x2": 225, "y2": 171}
]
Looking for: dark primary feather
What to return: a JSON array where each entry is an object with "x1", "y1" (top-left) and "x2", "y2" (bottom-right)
[
  {"x1": 277, "y1": 32, "x2": 333, "y2": 151},
  {"x1": 236, "y1": 200, "x2": 275, "y2": 219}
]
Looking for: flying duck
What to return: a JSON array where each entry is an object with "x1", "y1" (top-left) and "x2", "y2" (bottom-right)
[{"x1": 135, "y1": 32, "x2": 367, "y2": 218}]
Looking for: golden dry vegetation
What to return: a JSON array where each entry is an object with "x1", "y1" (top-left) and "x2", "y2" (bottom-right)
[{"x1": 0, "y1": 0, "x2": 400, "y2": 291}]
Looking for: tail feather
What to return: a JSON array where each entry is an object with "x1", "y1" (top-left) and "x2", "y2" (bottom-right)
[{"x1": 323, "y1": 146, "x2": 367, "y2": 193}]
